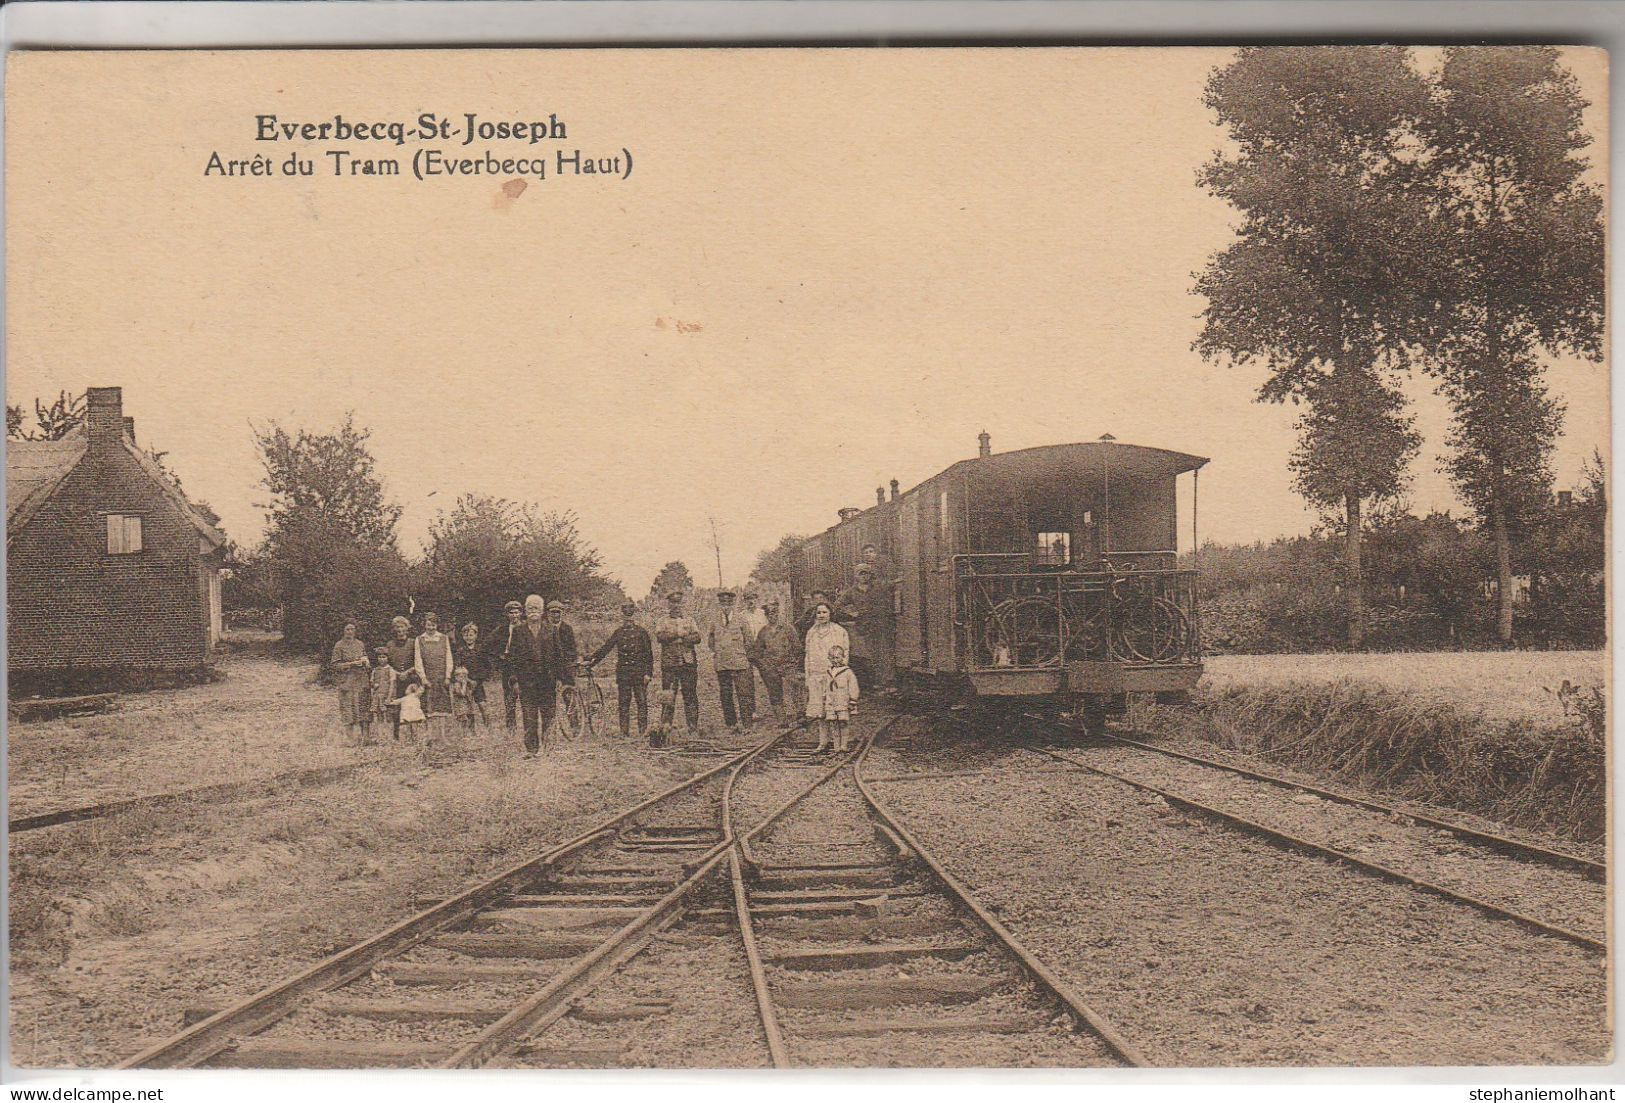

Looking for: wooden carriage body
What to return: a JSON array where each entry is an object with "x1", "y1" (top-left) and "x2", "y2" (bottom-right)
[{"x1": 792, "y1": 440, "x2": 1207, "y2": 701}]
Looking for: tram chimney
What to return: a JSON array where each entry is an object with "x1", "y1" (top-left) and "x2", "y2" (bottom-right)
[
  {"x1": 978, "y1": 430, "x2": 991, "y2": 458},
  {"x1": 876, "y1": 487, "x2": 885, "y2": 506},
  {"x1": 889, "y1": 479, "x2": 900, "y2": 501}
]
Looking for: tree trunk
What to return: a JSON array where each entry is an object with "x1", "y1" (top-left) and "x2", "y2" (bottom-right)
[
  {"x1": 1492, "y1": 498, "x2": 1515, "y2": 644},
  {"x1": 1344, "y1": 492, "x2": 1364, "y2": 649}
]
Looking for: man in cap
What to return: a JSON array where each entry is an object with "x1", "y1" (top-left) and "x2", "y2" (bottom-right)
[
  {"x1": 484, "y1": 599, "x2": 526, "y2": 733},
  {"x1": 507, "y1": 594, "x2": 563, "y2": 755},
  {"x1": 752, "y1": 599, "x2": 801, "y2": 721},
  {"x1": 589, "y1": 601, "x2": 655, "y2": 737},
  {"x1": 740, "y1": 588, "x2": 768, "y2": 723},
  {"x1": 655, "y1": 590, "x2": 703, "y2": 737},
  {"x1": 837, "y1": 563, "x2": 893, "y2": 689},
  {"x1": 709, "y1": 589, "x2": 754, "y2": 733}
]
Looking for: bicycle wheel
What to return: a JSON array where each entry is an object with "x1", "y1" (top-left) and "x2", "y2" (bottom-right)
[{"x1": 585, "y1": 681, "x2": 606, "y2": 737}]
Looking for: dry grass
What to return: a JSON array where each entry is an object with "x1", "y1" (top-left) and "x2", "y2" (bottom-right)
[
  {"x1": 1203, "y1": 651, "x2": 1608, "y2": 725},
  {"x1": 1145, "y1": 670, "x2": 1607, "y2": 842},
  {"x1": 7, "y1": 644, "x2": 364, "y2": 820}
]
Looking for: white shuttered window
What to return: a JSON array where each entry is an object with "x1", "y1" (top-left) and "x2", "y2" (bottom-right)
[{"x1": 106, "y1": 514, "x2": 143, "y2": 554}]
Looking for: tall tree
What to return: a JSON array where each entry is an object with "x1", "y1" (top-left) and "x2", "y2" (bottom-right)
[
  {"x1": 648, "y1": 561, "x2": 694, "y2": 602},
  {"x1": 7, "y1": 390, "x2": 86, "y2": 441},
  {"x1": 751, "y1": 533, "x2": 809, "y2": 585},
  {"x1": 1194, "y1": 46, "x2": 1438, "y2": 647},
  {"x1": 416, "y1": 495, "x2": 606, "y2": 626},
  {"x1": 1419, "y1": 47, "x2": 1605, "y2": 643},
  {"x1": 253, "y1": 413, "x2": 405, "y2": 649}
]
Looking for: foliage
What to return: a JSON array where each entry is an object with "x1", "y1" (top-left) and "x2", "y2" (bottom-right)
[
  {"x1": 1145, "y1": 679, "x2": 1605, "y2": 841},
  {"x1": 750, "y1": 533, "x2": 808, "y2": 585},
  {"x1": 1194, "y1": 47, "x2": 1439, "y2": 647},
  {"x1": 7, "y1": 391, "x2": 87, "y2": 441},
  {"x1": 252, "y1": 413, "x2": 406, "y2": 650},
  {"x1": 648, "y1": 561, "x2": 694, "y2": 602},
  {"x1": 1419, "y1": 47, "x2": 1605, "y2": 642},
  {"x1": 414, "y1": 494, "x2": 608, "y2": 629}
]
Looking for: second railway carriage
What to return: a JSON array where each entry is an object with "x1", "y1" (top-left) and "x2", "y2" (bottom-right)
[{"x1": 790, "y1": 434, "x2": 1207, "y2": 729}]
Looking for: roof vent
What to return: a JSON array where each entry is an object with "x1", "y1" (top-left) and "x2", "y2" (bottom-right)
[
  {"x1": 838, "y1": 507, "x2": 862, "y2": 523},
  {"x1": 978, "y1": 430, "x2": 991, "y2": 458},
  {"x1": 1099, "y1": 432, "x2": 1117, "y2": 443},
  {"x1": 889, "y1": 478, "x2": 900, "y2": 501},
  {"x1": 876, "y1": 486, "x2": 885, "y2": 506}
]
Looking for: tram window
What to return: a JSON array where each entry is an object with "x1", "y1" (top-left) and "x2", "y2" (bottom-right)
[
  {"x1": 1036, "y1": 532, "x2": 1071, "y2": 566},
  {"x1": 938, "y1": 490, "x2": 950, "y2": 563}
]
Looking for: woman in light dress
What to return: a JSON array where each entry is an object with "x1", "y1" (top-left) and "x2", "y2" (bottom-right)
[
  {"x1": 413, "y1": 611, "x2": 456, "y2": 745},
  {"x1": 803, "y1": 602, "x2": 850, "y2": 753}
]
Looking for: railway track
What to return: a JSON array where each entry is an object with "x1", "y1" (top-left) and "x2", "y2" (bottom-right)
[
  {"x1": 1009, "y1": 716, "x2": 1605, "y2": 954},
  {"x1": 1049, "y1": 716, "x2": 1604, "y2": 880},
  {"x1": 123, "y1": 708, "x2": 1150, "y2": 1069},
  {"x1": 120, "y1": 727, "x2": 797, "y2": 1069},
  {"x1": 726, "y1": 724, "x2": 1143, "y2": 1068}
]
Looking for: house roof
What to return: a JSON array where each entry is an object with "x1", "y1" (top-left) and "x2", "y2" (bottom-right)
[
  {"x1": 5, "y1": 429, "x2": 226, "y2": 548},
  {"x1": 6, "y1": 433, "x2": 89, "y2": 537}
]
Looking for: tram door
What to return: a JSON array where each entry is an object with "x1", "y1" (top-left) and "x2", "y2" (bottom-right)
[{"x1": 896, "y1": 494, "x2": 923, "y2": 667}]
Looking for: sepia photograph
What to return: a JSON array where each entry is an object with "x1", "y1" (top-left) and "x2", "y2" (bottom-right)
[{"x1": 3, "y1": 40, "x2": 1610, "y2": 1077}]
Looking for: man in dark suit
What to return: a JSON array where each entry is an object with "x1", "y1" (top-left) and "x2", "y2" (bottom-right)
[
  {"x1": 484, "y1": 600, "x2": 525, "y2": 732},
  {"x1": 508, "y1": 594, "x2": 562, "y2": 755}
]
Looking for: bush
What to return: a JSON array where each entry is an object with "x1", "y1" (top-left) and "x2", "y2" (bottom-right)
[{"x1": 1143, "y1": 680, "x2": 1605, "y2": 842}]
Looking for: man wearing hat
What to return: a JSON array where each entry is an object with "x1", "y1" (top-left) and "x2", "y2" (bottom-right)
[
  {"x1": 709, "y1": 589, "x2": 754, "y2": 733},
  {"x1": 507, "y1": 594, "x2": 564, "y2": 755},
  {"x1": 741, "y1": 588, "x2": 768, "y2": 723},
  {"x1": 589, "y1": 601, "x2": 655, "y2": 737},
  {"x1": 484, "y1": 599, "x2": 526, "y2": 733},
  {"x1": 655, "y1": 590, "x2": 703, "y2": 736},
  {"x1": 836, "y1": 563, "x2": 893, "y2": 689}
]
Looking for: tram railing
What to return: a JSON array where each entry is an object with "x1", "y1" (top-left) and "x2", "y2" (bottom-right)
[{"x1": 954, "y1": 557, "x2": 1200, "y2": 669}]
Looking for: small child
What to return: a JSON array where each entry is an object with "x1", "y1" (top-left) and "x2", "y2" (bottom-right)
[
  {"x1": 391, "y1": 673, "x2": 427, "y2": 749},
  {"x1": 368, "y1": 647, "x2": 394, "y2": 742},
  {"x1": 822, "y1": 644, "x2": 860, "y2": 753},
  {"x1": 451, "y1": 665, "x2": 477, "y2": 734}
]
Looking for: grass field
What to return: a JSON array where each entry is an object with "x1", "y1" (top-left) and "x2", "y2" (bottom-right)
[{"x1": 1204, "y1": 650, "x2": 1607, "y2": 724}]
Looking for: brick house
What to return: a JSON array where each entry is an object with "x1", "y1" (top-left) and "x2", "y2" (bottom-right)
[{"x1": 7, "y1": 387, "x2": 227, "y2": 692}]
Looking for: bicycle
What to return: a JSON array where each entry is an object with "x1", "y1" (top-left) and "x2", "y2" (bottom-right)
[{"x1": 552, "y1": 661, "x2": 607, "y2": 740}]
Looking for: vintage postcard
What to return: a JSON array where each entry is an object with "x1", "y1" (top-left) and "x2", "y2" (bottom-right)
[{"x1": 4, "y1": 46, "x2": 1609, "y2": 1076}]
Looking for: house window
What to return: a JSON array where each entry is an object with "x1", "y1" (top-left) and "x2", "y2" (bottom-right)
[
  {"x1": 1036, "y1": 532, "x2": 1071, "y2": 566},
  {"x1": 938, "y1": 490, "x2": 951, "y2": 566},
  {"x1": 106, "y1": 514, "x2": 143, "y2": 555}
]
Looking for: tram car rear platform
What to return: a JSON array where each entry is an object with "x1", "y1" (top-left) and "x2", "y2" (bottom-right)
[{"x1": 790, "y1": 433, "x2": 1208, "y2": 730}]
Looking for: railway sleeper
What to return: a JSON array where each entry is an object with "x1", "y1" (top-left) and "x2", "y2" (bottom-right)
[
  {"x1": 773, "y1": 974, "x2": 1003, "y2": 1010},
  {"x1": 766, "y1": 941, "x2": 980, "y2": 971},
  {"x1": 569, "y1": 1000, "x2": 672, "y2": 1024},
  {"x1": 473, "y1": 906, "x2": 643, "y2": 931},
  {"x1": 507, "y1": 893, "x2": 664, "y2": 907},
  {"x1": 309, "y1": 997, "x2": 510, "y2": 1024},
  {"x1": 795, "y1": 1014, "x2": 1048, "y2": 1039},
  {"x1": 211, "y1": 1038, "x2": 452, "y2": 1069},
  {"x1": 432, "y1": 932, "x2": 605, "y2": 959},
  {"x1": 756, "y1": 915, "x2": 961, "y2": 941},
  {"x1": 510, "y1": 1042, "x2": 628, "y2": 1065},
  {"x1": 752, "y1": 887, "x2": 923, "y2": 905},
  {"x1": 549, "y1": 874, "x2": 675, "y2": 891},
  {"x1": 753, "y1": 866, "x2": 899, "y2": 889},
  {"x1": 375, "y1": 961, "x2": 556, "y2": 986}
]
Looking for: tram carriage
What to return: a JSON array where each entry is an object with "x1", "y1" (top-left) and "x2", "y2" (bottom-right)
[{"x1": 790, "y1": 434, "x2": 1207, "y2": 730}]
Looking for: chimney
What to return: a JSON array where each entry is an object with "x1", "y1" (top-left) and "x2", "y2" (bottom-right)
[
  {"x1": 1557, "y1": 489, "x2": 1574, "y2": 508},
  {"x1": 978, "y1": 430, "x2": 991, "y2": 459},
  {"x1": 876, "y1": 487, "x2": 885, "y2": 506},
  {"x1": 86, "y1": 387, "x2": 124, "y2": 449},
  {"x1": 122, "y1": 416, "x2": 136, "y2": 444},
  {"x1": 889, "y1": 479, "x2": 900, "y2": 501},
  {"x1": 838, "y1": 507, "x2": 862, "y2": 523}
]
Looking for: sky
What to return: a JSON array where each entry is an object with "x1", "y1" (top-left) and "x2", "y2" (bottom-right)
[{"x1": 6, "y1": 47, "x2": 1609, "y2": 596}]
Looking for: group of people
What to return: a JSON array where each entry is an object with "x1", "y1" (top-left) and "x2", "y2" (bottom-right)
[{"x1": 327, "y1": 542, "x2": 898, "y2": 759}]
